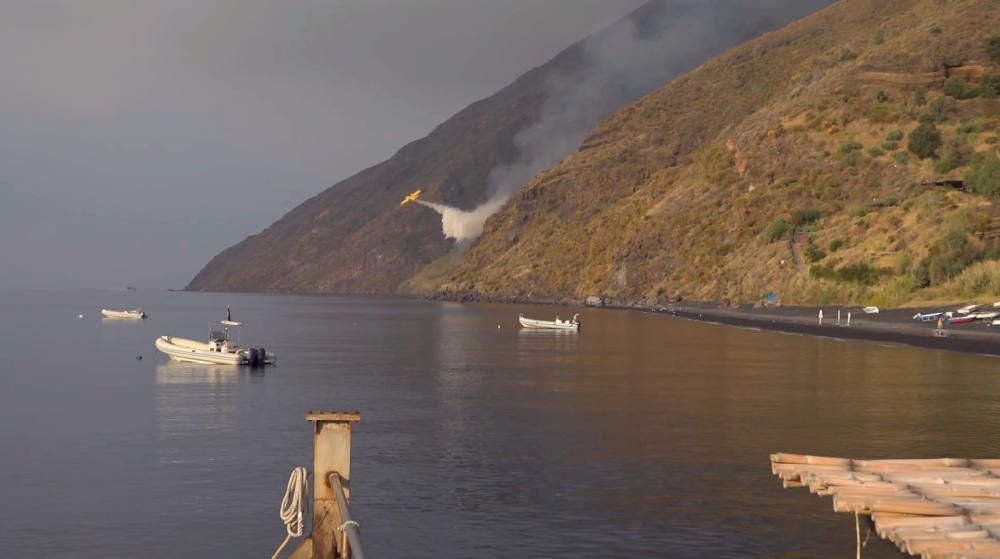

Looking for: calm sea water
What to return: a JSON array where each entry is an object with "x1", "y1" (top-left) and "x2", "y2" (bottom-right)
[{"x1": 1, "y1": 289, "x2": 998, "y2": 558}]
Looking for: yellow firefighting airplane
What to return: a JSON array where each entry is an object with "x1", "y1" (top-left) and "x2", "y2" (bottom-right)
[{"x1": 399, "y1": 189, "x2": 422, "y2": 206}]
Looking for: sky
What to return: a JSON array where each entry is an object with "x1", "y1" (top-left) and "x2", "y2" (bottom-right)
[{"x1": 0, "y1": 0, "x2": 643, "y2": 289}]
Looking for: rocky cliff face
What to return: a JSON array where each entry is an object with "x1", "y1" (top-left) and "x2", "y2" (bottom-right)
[
  {"x1": 444, "y1": 0, "x2": 1000, "y2": 307},
  {"x1": 187, "y1": 0, "x2": 832, "y2": 294}
]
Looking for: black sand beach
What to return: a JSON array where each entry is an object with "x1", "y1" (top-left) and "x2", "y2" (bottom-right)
[{"x1": 655, "y1": 302, "x2": 1000, "y2": 357}]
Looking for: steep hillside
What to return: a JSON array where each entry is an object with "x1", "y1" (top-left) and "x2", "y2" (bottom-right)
[
  {"x1": 444, "y1": 0, "x2": 1000, "y2": 307},
  {"x1": 187, "y1": 0, "x2": 831, "y2": 294}
]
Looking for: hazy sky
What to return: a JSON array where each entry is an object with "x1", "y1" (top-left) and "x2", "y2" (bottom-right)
[{"x1": 0, "y1": 0, "x2": 643, "y2": 289}]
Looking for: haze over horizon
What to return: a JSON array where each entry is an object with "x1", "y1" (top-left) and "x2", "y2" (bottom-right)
[{"x1": 0, "y1": 0, "x2": 643, "y2": 290}]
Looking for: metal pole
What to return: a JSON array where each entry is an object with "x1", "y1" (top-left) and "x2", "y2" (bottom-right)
[{"x1": 330, "y1": 473, "x2": 366, "y2": 559}]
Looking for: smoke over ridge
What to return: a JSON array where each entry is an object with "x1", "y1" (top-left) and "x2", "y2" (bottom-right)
[{"x1": 426, "y1": 0, "x2": 832, "y2": 242}]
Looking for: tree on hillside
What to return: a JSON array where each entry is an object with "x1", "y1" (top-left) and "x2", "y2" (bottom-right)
[
  {"x1": 908, "y1": 121, "x2": 942, "y2": 159},
  {"x1": 943, "y1": 77, "x2": 968, "y2": 98},
  {"x1": 966, "y1": 152, "x2": 1000, "y2": 199}
]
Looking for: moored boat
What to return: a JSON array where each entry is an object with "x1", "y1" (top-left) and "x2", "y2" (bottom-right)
[
  {"x1": 518, "y1": 313, "x2": 580, "y2": 331},
  {"x1": 973, "y1": 311, "x2": 1000, "y2": 321},
  {"x1": 947, "y1": 315, "x2": 977, "y2": 325},
  {"x1": 956, "y1": 304, "x2": 981, "y2": 315},
  {"x1": 862, "y1": 306, "x2": 879, "y2": 314},
  {"x1": 155, "y1": 322, "x2": 275, "y2": 366},
  {"x1": 101, "y1": 308, "x2": 147, "y2": 319}
]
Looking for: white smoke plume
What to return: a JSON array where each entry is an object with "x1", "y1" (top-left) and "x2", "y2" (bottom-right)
[
  {"x1": 426, "y1": 0, "x2": 833, "y2": 241},
  {"x1": 417, "y1": 199, "x2": 505, "y2": 241}
]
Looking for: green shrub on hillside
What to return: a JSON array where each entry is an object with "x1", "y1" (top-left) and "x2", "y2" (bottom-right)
[
  {"x1": 946, "y1": 261, "x2": 1000, "y2": 299},
  {"x1": 839, "y1": 140, "x2": 864, "y2": 166},
  {"x1": 988, "y1": 35, "x2": 1000, "y2": 64},
  {"x1": 764, "y1": 219, "x2": 791, "y2": 242},
  {"x1": 908, "y1": 121, "x2": 942, "y2": 158},
  {"x1": 966, "y1": 152, "x2": 1000, "y2": 199},
  {"x1": 894, "y1": 252, "x2": 914, "y2": 274},
  {"x1": 805, "y1": 244, "x2": 826, "y2": 262},
  {"x1": 886, "y1": 130, "x2": 904, "y2": 142},
  {"x1": 943, "y1": 77, "x2": 971, "y2": 99},
  {"x1": 893, "y1": 151, "x2": 911, "y2": 165},
  {"x1": 957, "y1": 122, "x2": 981, "y2": 136},
  {"x1": 978, "y1": 74, "x2": 1000, "y2": 98},
  {"x1": 868, "y1": 147, "x2": 885, "y2": 158},
  {"x1": 916, "y1": 229, "x2": 980, "y2": 286},
  {"x1": 882, "y1": 141, "x2": 899, "y2": 151},
  {"x1": 791, "y1": 208, "x2": 822, "y2": 226},
  {"x1": 829, "y1": 238, "x2": 845, "y2": 252},
  {"x1": 930, "y1": 97, "x2": 953, "y2": 121},
  {"x1": 934, "y1": 138, "x2": 973, "y2": 173},
  {"x1": 914, "y1": 86, "x2": 928, "y2": 106}
]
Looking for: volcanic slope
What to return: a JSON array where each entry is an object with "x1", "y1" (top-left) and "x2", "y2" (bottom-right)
[
  {"x1": 444, "y1": 0, "x2": 1000, "y2": 307},
  {"x1": 187, "y1": 0, "x2": 831, "y2": 294}
]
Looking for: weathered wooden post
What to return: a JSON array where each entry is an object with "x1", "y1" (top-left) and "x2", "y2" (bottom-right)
[{"x1": 289, "y1": 411, "x2": 362, "y2": 559}]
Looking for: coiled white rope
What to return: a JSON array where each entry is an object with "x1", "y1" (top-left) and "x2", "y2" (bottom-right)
[{"x1": 272, "y1": 467, "x2": 309, "y2": 559}]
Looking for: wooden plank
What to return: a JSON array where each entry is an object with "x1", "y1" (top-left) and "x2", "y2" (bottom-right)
[
  {"x1": 906, "y1": 539, "x2": 1000, "y2": 556},
  {"x1": 770, "y1": 453, "x2": 851, "y2": 466},
  {"x1": 856, "y1": 458, "x2": 970, "y2": 468}
]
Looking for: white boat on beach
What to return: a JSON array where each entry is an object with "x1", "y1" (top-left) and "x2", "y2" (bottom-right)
[
  {"x1": 101, "y1": 308, "x2": 146, "y2": 319},
  {"x1": 862, "y1": 306, "x2": 879, "y2": 314},
  {"x1": 957, "y1": 304, "x2": 981, "y2": 315},
  {"x1": 912, "y1": 312, "x2": 944, "y2": 322},
  {"x1": 518, "y1": 313, "x2": 580, "y2": 331},
  {"x1": 155, "y1": 322, "x2": 275, "y2": 366}
]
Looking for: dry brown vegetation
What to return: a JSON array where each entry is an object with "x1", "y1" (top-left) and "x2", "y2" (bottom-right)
[{"x1": 443, "y1": 0, "x2": 1000, "y2": 306}]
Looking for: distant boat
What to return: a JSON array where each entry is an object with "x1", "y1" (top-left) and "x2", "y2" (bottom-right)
[
  {"x1": 125, "y1": 286, "x2": 137, "y2": 291},
  {"x1": 947, "y1": 315, "x2": 976, "y2": 325},
  {"x1": 518, "y1": 313, "x2": 580, "y2": 331},
  {"x1": 973, "y1": 311, "x2": 1000, "y2": 321},
  {"x1": 862, "y1": 306, "x2": 879, "y2": 314},
  {"x1": 155, "y1": 322, "x2": 274, "y2": 366},
  {"x1": 912, "y1": 312, "x2": 944, "y2": 322},
  {"x1": 991, "y1": 319, "x2": 1000, "y2": 329},
  {"x1": 101, "y1": 308, "x2": 147, "y2": 319},
  {"x1": 956, "y1": 304, "x2": 981, "y2": 315}
]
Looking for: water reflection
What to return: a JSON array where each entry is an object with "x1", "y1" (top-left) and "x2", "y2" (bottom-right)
[
  {"x1": 155, "y1": 361, "x2": 244, "y2": 385},
  {"x1": 154, "y1": 362, "x2": 256, "y2": 440}
]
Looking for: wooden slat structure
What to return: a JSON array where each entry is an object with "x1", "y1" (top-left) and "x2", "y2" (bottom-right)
[{"x1": 771, "y1": 453, "x2": 1000, "y2": 558}]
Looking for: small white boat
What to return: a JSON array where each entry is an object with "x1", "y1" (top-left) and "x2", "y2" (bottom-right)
[
  {"x1": 101, "y1": 308, "x2": 147, "y2": 319},
  {"x1": 863, "y1": 306, "x2": 879, "y2": 314},
  {"x1": 957, "y1": 304, "x2": 981, "y2": 315},
  {"x1": 155, "y1": 322, "x2": 275, "y2": 366},
  {"x1": 973, "y1": 311, "x2": 1000, "y2": 321},
  {"x1": 518, "y1": 313, "x2": 580, "y2": 331}
]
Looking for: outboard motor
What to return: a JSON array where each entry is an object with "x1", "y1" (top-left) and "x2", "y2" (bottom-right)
[
  {"x1": 248, "y1": 347, "x2": 260, "y2": 367},
  {"x1": 259, "y1": 347, "x2": 266, "y2": 365}
]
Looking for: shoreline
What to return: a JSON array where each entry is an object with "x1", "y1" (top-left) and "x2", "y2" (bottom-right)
[
  {"x1": 434, "y1": 291, "x2": 1000, "y2": 357},
  {"x1": 190, "y1": 288, "x2": 1000, "y2": 357},
  {"x1": 618, "y1": 302, "x2": 1000, "y2": 358}
]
